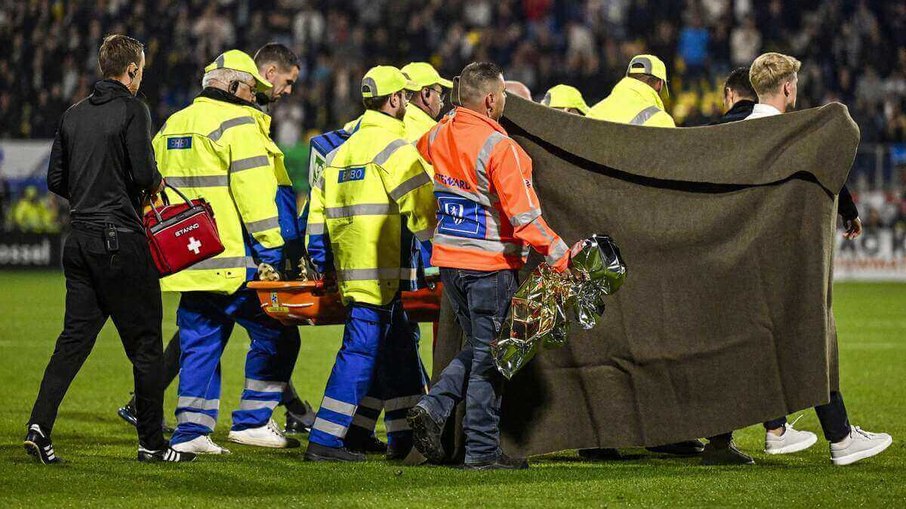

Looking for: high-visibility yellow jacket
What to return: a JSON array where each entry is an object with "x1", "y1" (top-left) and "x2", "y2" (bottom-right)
[
  {"x1": 153, "y1": 90, "x2": 285, "y2": 295},
  {"x1": 403, "y1": 105, "x2": 437, "y2": 143},
  {"x1": 587, "y1": 77, "x2": 676, "y2": 127},
  {"x1": 306, "y1": 110, "x2": 437, "y2": 306}
]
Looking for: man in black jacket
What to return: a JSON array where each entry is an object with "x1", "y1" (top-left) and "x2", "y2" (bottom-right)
[{"x1": 24, "y1": 35, "x2": 194, "y2": 464}]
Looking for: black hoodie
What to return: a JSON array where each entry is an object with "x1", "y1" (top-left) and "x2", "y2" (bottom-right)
[{"x1": 47, "y1": 79, "x2": 162, "y2": 231}]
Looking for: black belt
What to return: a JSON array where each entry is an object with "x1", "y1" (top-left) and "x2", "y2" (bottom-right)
[{"x1": 71, "y1": 222, "x2": 140, "y2": 234}]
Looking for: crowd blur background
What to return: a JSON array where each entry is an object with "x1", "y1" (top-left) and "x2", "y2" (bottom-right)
[{"x1": 0, "y1": 0, "x2": 904, "y2": 237}]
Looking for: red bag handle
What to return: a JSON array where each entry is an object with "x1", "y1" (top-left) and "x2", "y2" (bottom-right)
[{"x1": 149, "y1": 182, "x2": 195, "y2": 223}]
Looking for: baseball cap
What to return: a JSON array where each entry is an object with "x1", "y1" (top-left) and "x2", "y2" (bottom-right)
[
  {"x1": 627, "y1": 54, "x2": 669, "y2": 96},
  {"x1": 401, "y1": 62, "x2": 454, "y2": 89},
  {"x1": 541, "y1": 84, "x2": 589, "y2": 115},
  {"x1": 205, "y1": 50, "x2": 273, "y2": 91},
  {"x1": 361, "y1": 66, "x2": 421, "y2": 98}
]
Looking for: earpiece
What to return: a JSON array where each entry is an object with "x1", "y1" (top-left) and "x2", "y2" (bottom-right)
[{"x1": 229, "y1": 81, "x2": 239, "y2": 95}]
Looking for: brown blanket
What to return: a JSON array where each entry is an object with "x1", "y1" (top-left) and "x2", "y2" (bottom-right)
[{"x1": 433, "y1": 97, "x2": 858, "y2": 457}]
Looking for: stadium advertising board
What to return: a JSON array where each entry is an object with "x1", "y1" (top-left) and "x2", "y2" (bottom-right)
[
  {"x1": 835, "y1": 227, "x2": 906, "y2": 281},
  {"x1": 0, "y1": 232, "x2": 62, "y2": 269}
]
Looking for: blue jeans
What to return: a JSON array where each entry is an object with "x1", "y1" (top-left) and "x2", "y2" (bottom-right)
[{"x1": 418, "y1": 268, "x2": 518, "y2": 463}]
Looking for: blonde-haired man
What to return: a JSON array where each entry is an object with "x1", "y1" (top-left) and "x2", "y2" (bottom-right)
[
  {"x1": 744, "y1": 52, "x2": 889, "y2": 466},
  {"x1": 747, "y1": 52, "x2": 801, "y2": 118}
]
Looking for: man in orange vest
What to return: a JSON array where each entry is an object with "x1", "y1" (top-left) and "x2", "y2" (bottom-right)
[{"x1": 407, "y1": 62, "x2": 570, "y2": 470}]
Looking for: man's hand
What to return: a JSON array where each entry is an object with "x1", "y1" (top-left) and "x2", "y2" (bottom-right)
[
  {"x1": 153, "y1": 177, "x2": 166, "y2": 196},
  {"x1": 843, "y1": 217, "x2": 863, "y2": 240},
  {"x1": 257, "y1": 263, "x2": 282, "y2": 281}
]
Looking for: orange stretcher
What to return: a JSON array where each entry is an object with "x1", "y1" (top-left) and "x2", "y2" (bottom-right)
[{"x1": 248, "y1": 280, "x2": 443, "y2": 326}]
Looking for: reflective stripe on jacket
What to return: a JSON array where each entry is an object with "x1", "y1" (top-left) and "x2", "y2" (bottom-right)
[
  {"x1": 417, "y1": 107, "x2": 569, "y2": 271},
  {"x1": 153, "y1": 91, "x2": 284, "y2": 294},
  {"x1": 587, "y1": 77, "x2": 676, "y2": 128},
  {"x1": 306, "y1": 110, "x2": 437, "y2": 306}
]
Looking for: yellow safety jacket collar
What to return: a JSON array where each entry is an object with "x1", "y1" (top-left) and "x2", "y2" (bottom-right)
[{"x1": 611, "y1": 77, "x2": 666, "y2": 111}]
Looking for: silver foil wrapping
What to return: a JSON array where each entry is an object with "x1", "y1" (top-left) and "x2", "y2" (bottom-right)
[{"x1": 493, "y1": 234, "x2": 627, "y2": 379}]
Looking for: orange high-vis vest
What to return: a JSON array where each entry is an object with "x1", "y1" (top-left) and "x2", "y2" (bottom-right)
[{"x1": 417, "y1": 107, "x2": 569, "y2": 272}]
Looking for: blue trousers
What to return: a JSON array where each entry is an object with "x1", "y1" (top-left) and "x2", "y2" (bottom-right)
[
  {"x1": 171, "y1": 291, "x2": 300, "y2": 445},
  {"x1": 418, "y1": 269, "x2": 517, "y2": 463},
  {"x1": 309, "y1": 299, "x2": 425, "y2": 450}
]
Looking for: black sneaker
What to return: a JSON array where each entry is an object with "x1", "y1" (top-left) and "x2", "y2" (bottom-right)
[
  {"x1": 701, "y1": 441, "x2": 755, "y2": 465},
  {"x1": 24, "y1": 424, "x2": 61, "y2": 464},
  {"x1": 646, "y1": 439, "x2": 705, "y2": 456},
  {"x1": 119, "y1": 402, "x2": 174, "y2": 434},
  {"x1": 138, "y1": 446, "x2": 197, "y2": 463},
  {"x1": 349, "y1": 433, "x2": 388, "y2": 454},
  {"x1": 284, "y1": 401, "x2": 315, "y2": 434},
  {"x1": 118, "y1": 403, "x2": 138, "y2": 427},
  {"x1": 464, "y1": 453, "x2": 529, "y2": 470},
  {"x1": 304, "y1": 442, "x2": 366, "y2": 462},
  {"x1": 386, "y1": 440, "x2": 413, "y2": 461},
  {"x1": 578, "y1": 448, "x2": 622, "y2": 461},
  {"x1": 407, "y1": 406, "x2": 445, "y2": 463}
]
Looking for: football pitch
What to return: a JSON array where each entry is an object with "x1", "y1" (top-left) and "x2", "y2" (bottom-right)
[{"x1": 0, "y1": 271, "x2": 903, "y2": 507}]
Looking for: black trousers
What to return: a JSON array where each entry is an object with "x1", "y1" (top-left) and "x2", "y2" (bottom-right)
[
  {"x1": 710, "y1": 391, "x2": 851, "y2": 446},
  {"x1": 29, "y1": 227, "x2": 166, "y2": 450}
]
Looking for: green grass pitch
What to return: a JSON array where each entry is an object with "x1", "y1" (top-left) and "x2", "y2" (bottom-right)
[{"x1": 0, "y1": 271, "x2": 903, "y2": 507}]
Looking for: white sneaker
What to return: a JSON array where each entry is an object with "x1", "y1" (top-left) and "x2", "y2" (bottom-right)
[
  {"x1": 764, "y1": 421, "x2": 818, "y2": 454},
  {"x1": 171, "y1": 435, "x2": 231, "y2": 455},
  {"x1": 830, "y1": 426, "x2": 892, "y2": 466},
  {"x1": 227, "y1": 420, "x2": 301, "y2": 449}
]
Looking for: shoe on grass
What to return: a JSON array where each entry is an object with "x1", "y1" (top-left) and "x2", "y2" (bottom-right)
[
  {"x1": 464, "y1": 453, "x2": 528, "y2": 470},
  {"x1": 138, "y1": 446, "x2": 197, "y2": 463},
  {"x1": 407, "y1": 405, "x2": 445, "y2": 463},
  {"x1": 765, "y1": 421, "x2": 818, "y2": 455},
  {"x1": 830, "y1": 426, "x2": 892, "y2": 466},
  {"x1": 647, "y1": 439, "x2": 705, "y2": 456},
  {"x1": 24, "y1": 424, "x2": 62, "y2": 465},
  {"x1": 172, "y1": 435, "x2": 231, "y2": 455},
  {"x1": 228, "y1": 420, "x2": 300, "y2": 449},
  {"x1": 304, "y1": 442, "x2": 366, "y2": 462},
  {"x1": 284, "y1": 401, "x2": 316, "y2": 434},
  {"x1": 118, "y1": 402, "x2": 139, "y2": 427},
  {"x1": 701, "y1": 441, "x2": 754, "y2": 465},
  {"x1": 118, "y1": 402, "x2": 175, "y2": 434},
  {"x1": 347, "y1": 432, "x2": 388, "y2": 454}
]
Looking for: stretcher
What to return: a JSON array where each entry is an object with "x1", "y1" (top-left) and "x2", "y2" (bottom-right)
[{"x1": 248, "y1": 280, "x2": 443, "y2": 326}]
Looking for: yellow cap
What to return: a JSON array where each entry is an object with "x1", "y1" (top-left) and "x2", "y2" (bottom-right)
[
  {"x1": 401, "y1": 62, "x2": 454, "y2": 89},
  {"x1": 361, "y1": 66, "x2": 420, "y2": 98},
  {"x1": 204, "y1": 50, "x2": 272, "y2": 91},
  {"x1": 627, "y1": 54, "x2": 669, "y2": 97},
  {"x1": 541, "y1": 84, "x2": 589, "y2": 115},
  {"x1": 627, "y1": 54, "x2": 668, "y2": 81}
]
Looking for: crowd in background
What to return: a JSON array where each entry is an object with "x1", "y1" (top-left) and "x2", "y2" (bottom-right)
[{"x1": 1, "y1": 0, "x2": 905, "y2": 233}]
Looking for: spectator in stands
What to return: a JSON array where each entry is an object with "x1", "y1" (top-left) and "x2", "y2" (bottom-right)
[
  {"x1": 11, "y1": 186, "x2": 45, "y2": 233},
  {"x1": 0, "y1": 0, "x2": 904, "y2": 139}
]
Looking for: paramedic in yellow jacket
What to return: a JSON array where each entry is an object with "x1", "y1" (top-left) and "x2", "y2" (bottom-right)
[
  {"x1": 303, "y1": 66, "x2": 437, "y2": 462},
  {"x1": 587, "y1": 54, "x2": 676, "y2": 127},
  {"x1": 400, "y1": 62, "x2": 453, "y2": 142},
  {"x1": 152, "y1": 50, "x2": 301, "y2": 455}
]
